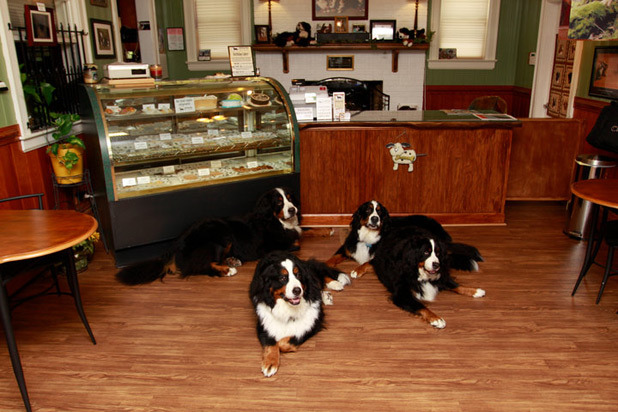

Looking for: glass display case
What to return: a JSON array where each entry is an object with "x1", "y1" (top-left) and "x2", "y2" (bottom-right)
[{"x1": 80, "y1": 77, "x2": 300, "y2": 266}]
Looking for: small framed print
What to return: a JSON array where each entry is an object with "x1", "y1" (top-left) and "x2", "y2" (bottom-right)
[
  {"x1": 370, "y1": 19, "x2": 396, "y2": 41},
  {"x1": 25, "y1": 5, "x2": 57, "y2": 47},
  {"x1": 255, "y1": 24, "x2": 270, "y2": 44},
  {"x1": 352, "y1": 24, "x2": 366, "y2": 33},
  {"x1": 166, "y1": 27, "x2": 185, "y2": 51},
  {"x1": 327, "y1": 55, "x2": 354, "y2": 70},
  {"x1": 91, "y1": 19, "x2": 116, "y2": 59},
  {"x1": 334, "y1": 17, "x2": 349, "y2": 33}
]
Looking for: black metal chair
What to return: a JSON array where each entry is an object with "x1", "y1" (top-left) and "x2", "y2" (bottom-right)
[{"x1": 596, "y1": 219, "x2": 618, "y2": 303}]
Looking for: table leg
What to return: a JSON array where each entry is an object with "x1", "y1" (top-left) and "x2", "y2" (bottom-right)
[
  {"x1": 62, "y1": 250, "x2": 96, "y2": 345},
  {"x1": 572, "y1": 203, "x2": 602, "y2": 295},
  {"x1": 0, "y1": 277, "x2": 32, "y2": 412}
]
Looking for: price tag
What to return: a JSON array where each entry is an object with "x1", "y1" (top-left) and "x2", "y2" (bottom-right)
[
  {"x1": 174, "y1": 97, "x2": 196, "y2": 113},
  {"x1": 134, "y1": 142, "x2": 148, "y2": 150},
  {"x1": 159, "y1": 133, "x2": 172, "y2": 140},
  {"x1": 137, "y1": 176, "x2": 151, "y2": 185},
  {"x1": 143, "y1": 104, "x2": 156, "y2": 111},
  {"x1": 211, "y1": 160, "x2": 222, "y2": 168},
  {"x1": 198, "y1": 168, "x2": 211, "y2": 176},
  {"x1": 247, "y1": 160, "x2": 259, "y2": 168},
  {"x1": 191, "y1": 136, "x2": 204, "y2": 144},
  {"x1": 162, "y1": 165, "x2": 175, "y2": 174},
  {"x1": 294, "y1": 107, "x2": 314, "y2": 122},
  {"x1": 207, "y1": 129, "x2": 219, "y2": 136},
  {"x1": 122, "y1": 177, "x2": 137, "y2": 187},
  {"x1": 241, "y1": 131, "x2": 252, "y2": 139},
  {"x1": 159, "y1": 103, "x2": 171, "y2": 110}
]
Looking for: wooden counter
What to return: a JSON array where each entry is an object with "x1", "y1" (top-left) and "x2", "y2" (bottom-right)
[{"x1": 299, "y1": 111, "x2": 521, "y2": 226}]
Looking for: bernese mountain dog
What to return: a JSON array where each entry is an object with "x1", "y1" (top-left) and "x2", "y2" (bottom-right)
[
  {"x1": 116, "y1": 187, "x2": 302, "y2": 285},
  {"x1": 372, "y1": 225, "x2": 486, "y2": 329},
  {"x1": 250, "y1": 251, "x2": 346, "y2": 377},
  {"x1": 326, "y1": 200, "x2": 484, "y2": 278}
]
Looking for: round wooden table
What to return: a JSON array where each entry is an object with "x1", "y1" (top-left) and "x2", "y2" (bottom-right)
[
  {"x1": 570, "y1": 179, "x2": 618, "y2": 303},
  {"x1": 0, "y1": 209, "x2": 98, "y2": 412}
]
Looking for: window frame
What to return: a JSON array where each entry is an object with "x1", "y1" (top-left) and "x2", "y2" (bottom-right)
[
  {"x1": 183, "y1": 0, "x2": 252, "y2": 72},
  {"x1": 428, "y1": 0, "x2": 501, "y2": 70}
]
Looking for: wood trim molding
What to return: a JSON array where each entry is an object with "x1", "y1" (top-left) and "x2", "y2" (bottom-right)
[
  {"x1": 0, "y1": 125, "x2": 21, "y2": 147},
  {"x1": 573, "y1": 96, "x2": 611, "y2": 111}
]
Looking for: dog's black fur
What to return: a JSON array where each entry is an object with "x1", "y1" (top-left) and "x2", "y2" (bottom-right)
[
  {"x1": 250, "y1": 251, "x2": 339, "y2": 377},
  {"x1": 327, "y1": 200, "x2": 484, "y2": 278},
  {"x1": 115, "y1": 187, "x2": 301, "y2": 285},
  {"x1": 372, "y1": 225, "x2": 486, "y2": 329}
]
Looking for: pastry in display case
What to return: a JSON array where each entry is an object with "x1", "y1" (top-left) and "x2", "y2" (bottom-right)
[{"x1": 79, "y1": 77, "x2": 300, "y2": 266}]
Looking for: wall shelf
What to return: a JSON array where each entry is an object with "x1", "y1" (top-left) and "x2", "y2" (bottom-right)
[{"x1": 252, "y1": 43, "x2": 429, "y2": 73}]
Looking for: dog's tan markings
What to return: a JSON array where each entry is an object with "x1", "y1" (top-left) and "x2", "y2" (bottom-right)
[
  {"x1": 325, "y1": 254, "x2": 347, "y2": 267},
  {"x1": 417, "y1": 308, "x2": 445, "y2": 328},
  {"x1": 351, "y1": 262, "x2": 373, "y2": 278},
  {"x1": 277, "y1": 337, "x2": 298, "y2": 353},
  {"x1": 271, "y1": 284, "x2": 287, "y2": 300},
  {"x1": 452, "y1": 286, "x2": 486, "y2": 298},
  {"x1": 210, "y1": 262, "x2": 231, "y2": 276},
  {"x1": 262, "y1": 345, "x2": 280, "y2": 377},
  {"x1": 164, "y1": 256, "x2": 179, "y2": 275}
]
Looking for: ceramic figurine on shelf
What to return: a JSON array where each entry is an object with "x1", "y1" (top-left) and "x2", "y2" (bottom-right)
[{"x1": 274, "y1": 22, "x2": 316, "y2": 47}]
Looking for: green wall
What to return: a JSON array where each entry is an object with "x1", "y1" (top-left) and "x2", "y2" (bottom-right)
[
  {"x1": 0, "y1": 41, "x2": 16, "y2": 127},
  {"x1": 426, "y1": 0, "x2": 541, "y2": 87},
  {"x1": 576, "y1": 39, "x2": 618, "y2": 102},
  {"x1": 85, "y1": 3, "x2": 117, "y2": 69}
]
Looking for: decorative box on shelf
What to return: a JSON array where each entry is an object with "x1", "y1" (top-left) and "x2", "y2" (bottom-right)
[{"x1": 316, "y1": 33, "x2": 370, "y2": 44}]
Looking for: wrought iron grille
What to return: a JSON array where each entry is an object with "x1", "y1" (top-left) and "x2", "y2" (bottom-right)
[{"x1": 10, "y1": 23, "x2": 86, "y2": 132}]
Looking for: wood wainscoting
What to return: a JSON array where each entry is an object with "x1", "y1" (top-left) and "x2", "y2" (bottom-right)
[
  {"x1": 425, "y1": 85, "x2": 531, "y2": 118},
  {"x1": 0, "y1": 125, "x2": 56, "y2": 210}
]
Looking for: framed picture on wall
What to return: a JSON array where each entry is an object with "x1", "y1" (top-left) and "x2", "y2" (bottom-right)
[
  {"x1": 589, "y1": 46, "x2": 618, "y2": 100},
  {"x1": 370, "y1": 20, "x2": 396, "y2": 41},
  {"x1": 25, "y1": 5, "x2": 57, "y2": 47},
  {"x1": 334, "y1": 17, "x2": 349, "y2": 33},
  {"x1": 91, "y1": 19, "x2": 116, "y2": 59},
  {"x1": 254, "y1": 24, "x2": 270, "y2": 44},
  {"x1": 313, "y1": 0, "x2": 368, "y2": 20}
]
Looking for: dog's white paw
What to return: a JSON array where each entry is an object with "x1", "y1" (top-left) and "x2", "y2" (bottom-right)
[
  {"x1": 262, "y1": 364, "x2": 278, "y2": 377},
  {"x1": 338, "y1": 273, "x2": 351, "y2": 287},
  {"x1": 322, "y1": 290, "x2": 334, "y2": 305},
  {"x1": 430, "y1": 318, "x2": 446, "y2": 329},
  {"x1": 326, "y1": 280, "x2": 344, "y2": 291},
  {"x1": 470, "y1": 260, "x2": 479, "y2": 271},
  {"x1": 473, "y1": 288, "x2": 485, "y2": 298},
  {"x1": 351, "y1": 270, "x2": 359, "y2": 279},
  {"x1": 225, "y1": 267, "x2": 238, "y2": 277}
]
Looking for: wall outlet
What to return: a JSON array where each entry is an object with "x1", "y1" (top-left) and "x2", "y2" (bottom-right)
[{"x1": 528, "y1": 52, "x2": 536, "y2": 65}]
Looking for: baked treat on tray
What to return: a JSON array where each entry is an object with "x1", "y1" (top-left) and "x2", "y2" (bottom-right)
[
  {"x1": 250, "y1": 93, "x2": 270, "y2": 106},
  {"x1": 194, "y1": 95, "x2": 218, "y2": 110}
]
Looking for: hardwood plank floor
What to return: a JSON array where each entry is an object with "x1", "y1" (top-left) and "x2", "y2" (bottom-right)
[{"x1": 1, "y1": 201, "x2": 617, "y2": 411}]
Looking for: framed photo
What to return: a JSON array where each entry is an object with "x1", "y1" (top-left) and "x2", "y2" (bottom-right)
[
  {"x1": 327, "y1": 55, "x2": 354, "y2": 70},
  {"x1": 91, "y1": 19, "x2": 116, "y2": 59},
  {"x1": 313, "y1": 0, "x2": 368, "y2": 20},
  {"x1": 352, "y1": 24, "x2": 366, "y2": 33},
  {"x1": 370, "y1": 20, "x2": 396, "y2": 41},
  {"x1": 254, "y1": 24, "x2": 270, "y2": 44},
  {"x1": 334, "y1": 17, "x2": 349, "y2": 33},
  {"x1": 166, "y1": 27, "x2": 185, "y2": 51},
  {"x1": 25, "y1": 5, "x2": 57, "y2": 47},
  {"x1": 589, "y1": 46, "x2": 618, "y2": 100},
  {"x1": 90, "y1": 0, "x2": 108, "y2": 6}
]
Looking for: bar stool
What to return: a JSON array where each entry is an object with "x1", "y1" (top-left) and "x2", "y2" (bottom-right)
[{"x1": 52, "y1": 169, "x2": 108, "y2": 252}]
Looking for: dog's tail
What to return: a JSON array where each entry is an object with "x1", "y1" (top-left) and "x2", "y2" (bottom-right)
[
  {"x1": 115, "y1": 257, "x2": 172, "y2": 285},
  {"x1": 448, "y1": 242, "x2": 484, "y2": 272}
]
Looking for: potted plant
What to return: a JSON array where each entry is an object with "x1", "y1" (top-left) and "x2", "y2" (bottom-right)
[
  {"x1": 73, "y1": 232, "x2": 100, "y2": 272},
  {"x1": 46, "y1": 112, "x2": 86, "y2": 184}
]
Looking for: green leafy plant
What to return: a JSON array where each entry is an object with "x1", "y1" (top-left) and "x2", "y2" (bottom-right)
[{"x1": 46, "y1": 112, "x2": 85, "y2": 171}]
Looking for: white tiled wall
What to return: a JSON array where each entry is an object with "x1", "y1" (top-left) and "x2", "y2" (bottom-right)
[{"x1": 253, "y1": 0, "x2": 429, "y2": 110}]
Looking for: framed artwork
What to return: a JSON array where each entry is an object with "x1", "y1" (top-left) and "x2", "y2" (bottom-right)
[
  {"x1": 327, "y1": 55, "x2": 354, "y2": 70},
  {"x1": 589, "y1": 46, "x2": 618, "y2": 100},
  {"x1": 370, "y1": 20, "x2": 396, "y2": 41},
  {"x1": 334, "y1": 17, "x2": 349, "y2": 33},
  {"x1": 91, "y1": 19, "x2": 116, "y2": 59},
  {"x1": 313, "y1": 0, "x2": 368, "y2": 20},
  {"x1": 25, "y1": 5, "x2": 57, "y2": 47},
  {"x1": 254, "y1": 24, "x2": 270, "y2": 44},
  {"x1": 166, "y1": 27, "x2": 185, "y2": 51},
  {"x1": 90, "y1": 0, "x2": 109, "y2": 6},
  {"x1": 352, "y1": 24, "x2": 366, "y2": 33}
]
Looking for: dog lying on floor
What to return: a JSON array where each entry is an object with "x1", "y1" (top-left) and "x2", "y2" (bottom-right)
[
  {"x1": 249, "y1": 251, "x2": 349, "y2": 377},
  {"x1": 326, "y1": 200, "x2": 484, "y2": 278},
  {"x1": 116, "y1": 187, "x2": 304, "y2": 285}
]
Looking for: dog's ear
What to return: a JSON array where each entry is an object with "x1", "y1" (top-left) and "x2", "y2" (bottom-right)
[
  {"x1": 250, "y1": 257, "x2": 278, "y2": 307},
  {"x1": 253, "y1": 189, "x2": 278, "y2": 218}
]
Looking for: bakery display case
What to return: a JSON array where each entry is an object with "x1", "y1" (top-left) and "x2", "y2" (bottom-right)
[{"x1": 80, "y1": 77, "x2": 300, "y2": 266}]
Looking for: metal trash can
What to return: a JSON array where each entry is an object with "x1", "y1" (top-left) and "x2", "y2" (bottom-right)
[{"x1": 564, "y1": 154, "x2": 616, "y2": 239}]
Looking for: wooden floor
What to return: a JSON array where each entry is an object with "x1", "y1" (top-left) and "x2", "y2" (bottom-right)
[{"x1": 1, "y1": 201, "x2": 618, "y2": 411}]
